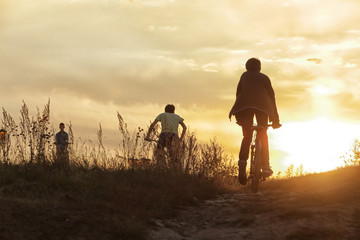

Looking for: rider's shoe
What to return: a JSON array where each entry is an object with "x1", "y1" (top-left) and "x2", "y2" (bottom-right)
[
  {"x1": 262, "y1": 166, "x2": 273, "y2": 178},
  {"x1": 238, "y1": 161, "x2": 247, "y2": 185}
]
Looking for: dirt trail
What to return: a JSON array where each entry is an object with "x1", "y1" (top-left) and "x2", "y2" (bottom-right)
[{"x1": 149, "y1": 168, "x2": 360, "y2": 240}]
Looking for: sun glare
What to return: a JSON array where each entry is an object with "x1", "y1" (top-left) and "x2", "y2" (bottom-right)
[
  {"x1": 270, "y1": 118, "x2": 360, "y2": 173},
  {"x1": 311, "y1": 84, "x2": 334, "y2": 96}
]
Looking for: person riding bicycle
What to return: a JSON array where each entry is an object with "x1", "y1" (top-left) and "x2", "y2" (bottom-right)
[
  {"x1": 229, "y1": 58, "x2": 281, "y2": 185},
  {"x1": 145, "y1": 104, "x2": 187, "y2": 165}
]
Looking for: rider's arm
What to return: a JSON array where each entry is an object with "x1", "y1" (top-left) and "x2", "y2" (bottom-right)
[
  {"x1": 229, "y1": 75, "x2": 244, "y2": 120},
  {"x1": 235, "y1": 76, "x2": 243, "y2": 97},
  {"x1": 179, "y1": 121, "x2": 187, "y2": 140},
  {"x1": 145, "y1": 119, "x2": 159, "y2": 140},
  {"x1": 264, "y1": 76, "x2": 280, "y2": 127}
]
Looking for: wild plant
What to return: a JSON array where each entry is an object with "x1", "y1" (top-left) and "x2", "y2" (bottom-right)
[
  {"x1": 116, "y1": 113, "x2": 154, "y2": 168},
  {"x1": 181, "y1": 131, "x2": 199, "y2": 173},
  {"x1": 1, "y1": 101, "x2": 238, "y2": 181},
  {"x1": 342, "y1": 139, "x2": 360, "y2": 166},
  {"x1": 1, "y1": 101, "x2": 53, "y2": 164},
  {"x1": 198, "y1": 138, "x2": 237, "y2": 179},
  {"x1": 284, "y1": 164, "x2": 295, "y2": 178},
  {"x1": 0, "y1": 110, "x2": 14, "y2": 164}
]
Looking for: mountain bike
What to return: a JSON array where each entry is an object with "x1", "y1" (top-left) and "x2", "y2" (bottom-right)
[
  {"x1": 249, "y1": 124, "x2": 280, "y2": 193},
  {"x1": 128, "y1": 157, "x2": 151, "y2": 167},
  {"x1": 145, "y1": 137, "x2": 181, "y2": 168}
]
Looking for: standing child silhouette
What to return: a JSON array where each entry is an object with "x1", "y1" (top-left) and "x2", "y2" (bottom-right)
[{"x1": 54, "y1": 123, "x2": 69, "y2": 166}]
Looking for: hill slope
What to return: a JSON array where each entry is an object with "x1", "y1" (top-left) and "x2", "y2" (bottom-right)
[
  {"x1": 150, "y1": 166, "x2": 360, "y2": 240},
  {"x1": 0, "y1": 166, "x2": 222, "y2": 240}
]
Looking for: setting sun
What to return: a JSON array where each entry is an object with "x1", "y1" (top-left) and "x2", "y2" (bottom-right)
[
  {"x1": 310, "y1": 84, "x2": 336, "y2": 97},
  {"x1": 271, "y1": 118, "x2": 360, "y2": 173}
]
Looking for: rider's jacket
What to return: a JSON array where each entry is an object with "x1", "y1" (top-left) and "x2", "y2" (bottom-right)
[{"x1": 229, "y1": 70, "x2": 279, "y2": 123}]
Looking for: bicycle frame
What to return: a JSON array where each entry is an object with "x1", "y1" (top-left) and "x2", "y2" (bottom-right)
[{"x1": 145, "y1": 138, "x2": 180, "y2": 168}]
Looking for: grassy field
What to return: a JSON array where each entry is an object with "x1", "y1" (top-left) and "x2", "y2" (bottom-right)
[
  {"x1": 263, "y1": 164, "x2": 360, "y2": 203},
  {"x1": 0, "y1": 102, "x2": 239, "y2": 240},
  {"x1": 0, "y1": 164, "x2": 239, "y2": 240},
  {"x1": 2, "y1": 161, "x2": 359, "y2": 239},
  {"x1": 1, "y1": 102, "x2": 359, "y2": 239}
]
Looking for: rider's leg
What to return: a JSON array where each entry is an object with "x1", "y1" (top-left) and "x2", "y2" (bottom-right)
[
  {"x1": 156, "y1": 133, "x2": 168, "y2": 167},
  {"x1": 239, "y1": 127, "x2": 252, "y2": 161},
  {"x1": 169, "y1": 134, "x2": 181, "y2": 169},
  {"x1": 235, "y1": 109, "x2": 254, "y2": 185},
  {"x1": 236, "y1": 109, "x2": 254, "y2": 162},
  {"x1": 255, "y1": 110, "x2": 273, "y2": 177},
  {"x1": 238, "y1": 127, "x2": 252, "y2": 185},
  {"x1": 154, "y1": 148, "x2": 166, "y2": 167}
]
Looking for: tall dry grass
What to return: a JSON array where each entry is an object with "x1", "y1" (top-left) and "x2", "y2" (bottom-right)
[
  {"x1": 342, "y1": 139, "x2": 360, "y2": 166},
  {"x1": 0, "y1": 101, "x2": 238, "y2": 240},
  {"x1": 1, "y1": 101, "x2": 237, "y2": 179},
  {"x1": 1, "y1": 100, "x2": 53, "y2": 164}
]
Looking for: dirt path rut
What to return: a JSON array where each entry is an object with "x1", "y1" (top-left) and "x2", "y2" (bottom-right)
[{"x1": 149, "y1": 189, "x2": 359, "y2": 240}]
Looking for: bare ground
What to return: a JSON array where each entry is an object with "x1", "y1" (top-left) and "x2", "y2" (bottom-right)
[{"x1": 149, "y1": 166, "x2": 360, "y2": 240}]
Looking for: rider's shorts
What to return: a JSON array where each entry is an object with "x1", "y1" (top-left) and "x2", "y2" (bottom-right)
[{"x1": 157, "y1": 132, "x2": 179, "y2": 150}]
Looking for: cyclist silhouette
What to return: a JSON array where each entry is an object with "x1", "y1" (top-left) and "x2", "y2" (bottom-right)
[
  {"x1": 229, "y1": 58, "x2": 281, "y2": 185},
  {"x1": 145, "y1": 104, "x2": 187, "y2": 167}
]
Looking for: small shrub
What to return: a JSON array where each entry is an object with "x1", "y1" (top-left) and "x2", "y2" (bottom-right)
[{"x1": 342, "y1": 139, "x2": 360, "y2": 166}]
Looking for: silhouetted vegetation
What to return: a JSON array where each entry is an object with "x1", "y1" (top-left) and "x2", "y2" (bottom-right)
[
  {"x1": 0, "y1": 102, "x2": 238, "y2": 240},
  {"x1": 1, "y1": 102, "x2": 359, "y2": 239},
  {"x1": 342, "y1": 139, "x2": 360, "y2": 166}
]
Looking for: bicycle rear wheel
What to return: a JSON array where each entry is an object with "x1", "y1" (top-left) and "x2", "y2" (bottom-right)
[{"x1": 251, "y1": 139, "x2": 262, "y2": 193}]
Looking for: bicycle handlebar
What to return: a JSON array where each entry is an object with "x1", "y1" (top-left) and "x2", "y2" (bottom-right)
[
  {"x1": 236, "y1": 122, "x2": 282, "y2": 129},
  {"x1": 251, "y1": 124, "x2": 282, "y2": 130}
]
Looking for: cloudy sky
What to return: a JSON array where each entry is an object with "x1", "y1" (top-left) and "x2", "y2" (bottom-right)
[{"x1": 1, "y1": 0, "x2": 360, "y2": 172}]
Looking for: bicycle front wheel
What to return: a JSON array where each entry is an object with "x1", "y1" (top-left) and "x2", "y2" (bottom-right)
[{"x1": 251, "y1": 139, "x2": 262, "y2": 193}]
